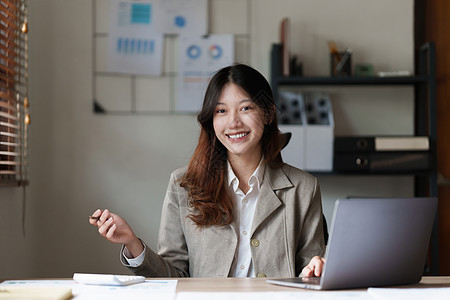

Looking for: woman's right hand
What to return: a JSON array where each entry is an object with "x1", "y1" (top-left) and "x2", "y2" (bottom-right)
[
  {"x1": 89, "y1": 209, "x2": 144, "y2": 257},
  {"x1": 301, "y1": 256, "x2": 326, "y2": 277}
]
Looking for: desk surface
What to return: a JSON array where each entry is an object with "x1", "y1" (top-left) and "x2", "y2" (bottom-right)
[
  {"x1": 1, "y1": 276, "x2": 450, "y2": 293},
  {"x1": 175, "y1": 276, "x2": 450, "y2": 292}
]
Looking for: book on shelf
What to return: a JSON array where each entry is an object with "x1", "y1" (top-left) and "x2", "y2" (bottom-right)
[{"x1": 334, "y1": 136, "x2": 430, "y2": 152}]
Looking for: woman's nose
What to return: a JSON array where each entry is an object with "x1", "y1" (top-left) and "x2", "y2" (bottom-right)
[{"x1": 228, "y1": 111, "x2": 242, "y2": 127}]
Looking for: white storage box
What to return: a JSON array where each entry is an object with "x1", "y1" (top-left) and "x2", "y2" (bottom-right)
[
  {"x1": 278, "y1": 91, "x2": 334, "y2": 172},
  {"x1": 278, "y1": 92, "x2": 306, "y2": 169},
  {"x1": 303, "y1": 92, "x2": 334, "y2": 172},
  {"x1": 279, "y1": 124, "x2": 305, "y2": 169}
]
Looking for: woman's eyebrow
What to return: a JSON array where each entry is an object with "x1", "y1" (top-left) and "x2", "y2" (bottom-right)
[{"x1": 216, "y1": 99, "x2": 252, "y2": 106}]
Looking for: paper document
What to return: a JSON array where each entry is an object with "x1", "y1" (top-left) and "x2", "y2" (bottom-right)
[
  {"x1": 368, "y1": 287, "x2": 450, "y2": 300},
  {"x1": 154, "y1": 0, "x2": 207, "y2": 34},
  {"x1": 1, "y1": 280, "x2": 178, "y2": 300},
  {"x1": 0, "y1": 280, "x2": 74, "y2": 288},
  {"x1": 107, "y1": 0, "x2": 164, "y2": 76},
  {"x1": 176, "y1": 291, "x2": 373, "y2": 300},
  {"x1": 177, "y1": 34, "x2": 234, "y2": 112}
]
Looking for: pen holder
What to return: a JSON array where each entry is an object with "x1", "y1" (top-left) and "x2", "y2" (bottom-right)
[{"x1": 330, "y1": 51, "x2": 352, "y2": 77}]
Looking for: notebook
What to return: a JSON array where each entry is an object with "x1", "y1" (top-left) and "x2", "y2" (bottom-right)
[
  {"x1": 0, "y1": 287, "x2": 72, "y2": 300},
  {"x1": 267, "y1": 197, "x2": 437, "y2": 290}
]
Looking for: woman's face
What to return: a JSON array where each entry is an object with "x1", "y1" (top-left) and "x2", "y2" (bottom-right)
[{"x1": 213, "y1": 83, "x2": 265, "y2": 161}]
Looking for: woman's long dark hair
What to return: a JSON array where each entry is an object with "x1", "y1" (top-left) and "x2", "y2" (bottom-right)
[{"x1": 180, "y1": 63, "x2": 283, "y2": 227}]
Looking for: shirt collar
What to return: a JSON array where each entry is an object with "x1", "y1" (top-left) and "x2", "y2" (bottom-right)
[{"x1": 227, "y1": 157, "x2": 265, "y2": 191}]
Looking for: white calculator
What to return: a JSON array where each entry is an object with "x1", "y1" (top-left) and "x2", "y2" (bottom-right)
[{"x1": 73, "y1": 273, "x2": 145, "y2": 286}]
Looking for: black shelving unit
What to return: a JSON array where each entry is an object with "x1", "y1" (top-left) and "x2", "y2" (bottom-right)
[{"x1": 270, "y1": 43, "x2": 439, "y2": 275}]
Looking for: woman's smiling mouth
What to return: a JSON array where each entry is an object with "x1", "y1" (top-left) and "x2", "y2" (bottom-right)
[{"x1": 226, "y1": 132, "x2": 249, "y2": 139}]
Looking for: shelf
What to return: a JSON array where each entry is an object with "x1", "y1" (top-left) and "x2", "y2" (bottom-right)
[
  {"x1": 309, "y1": 170, "x2": 434, "y2": 176},
  {"x1": 276, "y1": 75, "x2": 429, "y2": 86},
  {"x1": 270, "y1": 43, "x2": 437, "y2": 195},
  {"x1": 271, "y1": 42, "x2": 439, "y2": 275}
]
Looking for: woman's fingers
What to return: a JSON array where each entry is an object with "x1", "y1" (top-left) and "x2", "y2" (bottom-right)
[
  {"x1": 88, "y1": 209, "x2": 102, "y2": 225},
  {"x1": 98, "y1": 209, "x2": 110, "y2": 226},
  {"x1": 302, "y1": 256, "x2": 326, "y2": 277},
  {"x1": 89, "y1": 209, "x2": 133, "y2": 244},
  {"x1": 105, "y1": 223, "x2": 117, "y2": 239},
  {"x1": 98, "y1": 215, "x2": 114, "y2": 236}
]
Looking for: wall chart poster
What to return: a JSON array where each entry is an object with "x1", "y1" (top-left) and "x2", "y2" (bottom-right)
[
  {"x1": 154, "y1": 0, "x2": 207, "y2": 35},
  {"x1": 107, "y1": 0, "x2": 163, "y2": 76},
  {"x1": 177, "y1": 34, "x2": 234, "y2": 113}
]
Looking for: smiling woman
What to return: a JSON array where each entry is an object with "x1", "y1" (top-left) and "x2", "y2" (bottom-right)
[
  {"x1": 182, "y1": 64, "x2": 281, "y2": 227},
  {"x1": 90, "y1": 64, "x2": 326, "y2": 279},
  {"x1": 0, "y1": 0, "x2": 29, "y2": 187}
]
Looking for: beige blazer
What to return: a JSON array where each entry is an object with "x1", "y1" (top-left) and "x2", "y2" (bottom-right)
[{"x1": 122, "y1": 163, "x2": 325, "y2": 278}]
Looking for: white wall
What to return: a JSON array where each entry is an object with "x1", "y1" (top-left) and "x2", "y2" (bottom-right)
[
  {"x1": 0, "y1": 188, "x2": 37, "y2": 278},
  {"x1": 0, "y1": 0, "x2": 414, "y2": 278}
]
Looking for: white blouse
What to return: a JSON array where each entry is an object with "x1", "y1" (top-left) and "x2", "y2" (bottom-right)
[{"x1": 227, "y1": 160, "x2": 264, "y2": 277}]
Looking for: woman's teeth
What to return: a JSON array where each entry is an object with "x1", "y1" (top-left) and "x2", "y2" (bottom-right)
[{"x1": 228, "y1": 133, "x2": 248, "y2": 139}]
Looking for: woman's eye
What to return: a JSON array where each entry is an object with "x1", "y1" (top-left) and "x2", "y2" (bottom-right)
[
  {"x1": 241, "y1": 106, "x2": 252, "y2": 111},
  {"x1": 216, "y1": 109, "x2": 226, "y2": 114}
]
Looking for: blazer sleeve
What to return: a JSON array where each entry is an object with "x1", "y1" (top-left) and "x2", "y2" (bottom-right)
[
  {"x1": 122, "y1": 170, "x2": 190, "y2": 277},
  {"x1": 295, "y1": 176, "x2": 326, "y2": 274}
]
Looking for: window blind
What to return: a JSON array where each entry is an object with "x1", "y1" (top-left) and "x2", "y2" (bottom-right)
[{"x1": 0, "y1": 0, "x2": 29, "y2": 186}]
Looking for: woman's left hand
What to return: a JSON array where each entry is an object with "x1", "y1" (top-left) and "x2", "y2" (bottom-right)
[{"x1": 301, "y1": 256, "x2": 326, "y2": 277}]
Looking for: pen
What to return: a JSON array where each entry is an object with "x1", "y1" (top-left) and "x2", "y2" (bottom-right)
[
  {"x1": 89, "y1": 216, "x2": 100, "y2": 221},
  {"x1": 335, "y1": 49, "x2": 352, "y2": 74}
]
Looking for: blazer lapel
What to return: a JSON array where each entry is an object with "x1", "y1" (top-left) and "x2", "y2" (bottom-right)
[{"x1": 251, "y1": 165, "x2": 293, "y2": 235}]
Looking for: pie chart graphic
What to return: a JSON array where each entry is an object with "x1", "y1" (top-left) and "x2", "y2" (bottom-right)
[
  {"x1": 187, "y1": 45, "x2": 201, "y2": 59},
  {"x1": 174, "y1": 15, "x2": 186, "y2": 28},
  {"x1": 208, "y1": 45, "x2": 223, "y2": 59}
]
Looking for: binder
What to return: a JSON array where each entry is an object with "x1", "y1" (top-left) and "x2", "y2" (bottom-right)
[
  {"x1": 334, "y1": 152, "x2": 432, "y2": 173},
  {"x1": 334, "y1": 136, "x2": 429, "y2": 152}
]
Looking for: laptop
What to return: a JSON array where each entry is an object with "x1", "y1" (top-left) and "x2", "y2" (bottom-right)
[{"x1": 267, "y1": 197, "x2": 437, "y2": 290}]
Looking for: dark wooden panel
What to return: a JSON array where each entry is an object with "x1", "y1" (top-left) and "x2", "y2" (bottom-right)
[
  {"x1": 438, "y1": 186, "x2": 450, "y2": 274},
  {"x1": 423, "y1": 0, "x2": 450, "y2": 275}
]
